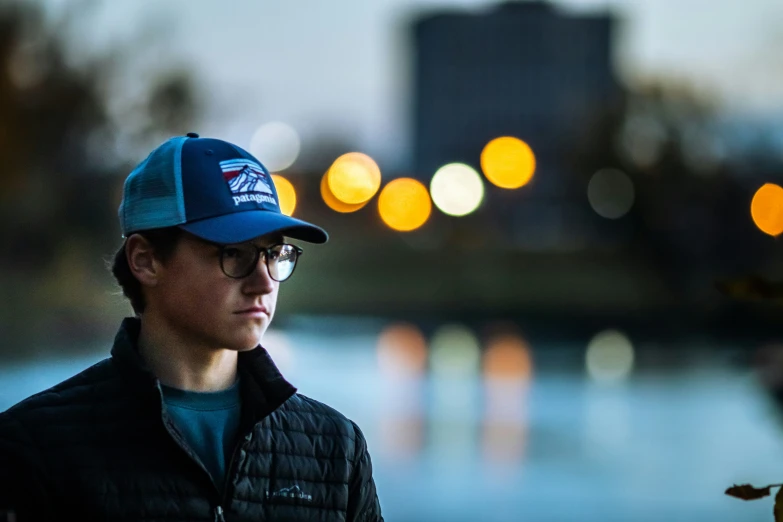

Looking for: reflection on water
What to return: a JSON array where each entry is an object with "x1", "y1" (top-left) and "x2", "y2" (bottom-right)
[
  {"x1": 482, "y1": 379, "x2": 528, "y2": 466},
  {"x1": 1, "y1": 323, "x2": 782, "y2": 522}
]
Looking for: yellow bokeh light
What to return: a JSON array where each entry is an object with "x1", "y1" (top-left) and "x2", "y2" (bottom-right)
[
  {"x1": 430, "y1": 163, "x2": 485, "y2": 217},
  {"x1": 271, "y1": 174, "x2": 296, "y2": 216},
  {"x1": 751, "y1": 183, "x2": 783, "y2": 237},
  {"x1": 480, "y1": 136, "x2": 536, "y2": 189},
  {"x1": 327, "y1": 152, "x2": 382, "y2": 204},
  {"x1": 378, "y1": 178, "x2": 432, "y2": 232},
  {"x1": 320, "y1": 171, "x2": 367, "y2": 213}
]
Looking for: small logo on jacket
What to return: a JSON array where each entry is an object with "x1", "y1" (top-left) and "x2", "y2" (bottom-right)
[
  {"x1": 264, "y1": 485, "x2": 313, "y2": 502},
  {"x1": 219, "y1": 159, "x2": 277, "y2": 207}
]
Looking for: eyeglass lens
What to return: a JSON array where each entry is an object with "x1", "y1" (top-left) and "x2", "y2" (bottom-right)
[{"x1": 221, "y1": 244, "x2": 298, "y2": 281}]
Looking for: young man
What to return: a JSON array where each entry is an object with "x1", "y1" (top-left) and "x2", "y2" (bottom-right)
[{"x1": 0, "y1": 133, "x2": 383, "y2": 522}]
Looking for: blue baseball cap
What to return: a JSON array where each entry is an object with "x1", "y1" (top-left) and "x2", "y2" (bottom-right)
[{"x1": 118, "y1": 133, "x2": 328, "y2": 244}]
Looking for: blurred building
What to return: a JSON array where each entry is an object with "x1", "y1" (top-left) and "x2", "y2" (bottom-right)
[{"x1": 411, "y1": 1, "x2": 621, "y2": 250}]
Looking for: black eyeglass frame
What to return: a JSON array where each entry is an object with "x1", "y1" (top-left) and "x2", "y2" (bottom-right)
[{"x1": 206, "y1": 240, "x2": 304, "y2": 282}]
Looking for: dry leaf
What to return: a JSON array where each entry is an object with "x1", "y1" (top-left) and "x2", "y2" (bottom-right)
[
  {"x1": 725, "y1": 484, "x2": 775, "y2": 501},
  {"x1": 775, "y1": 486, "x2": 783, "y2": 522}
]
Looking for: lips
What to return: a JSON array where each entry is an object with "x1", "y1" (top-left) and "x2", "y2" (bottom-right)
[{"x1": 235, "y1": 306, "x2": 268, "y2": 315}]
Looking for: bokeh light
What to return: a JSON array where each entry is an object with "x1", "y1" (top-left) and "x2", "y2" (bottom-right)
[
  {"x1": 585, "y1": 329, "x2": 635, "y2": 384},
  {"x1": 428, "y1": 324, "x2": 482, "y2": 465},
  {"x1": 377, "y1": 322, "x2": 428, "y2": 379},
  {"x1": 483, "y1": 334, "x2": 533, "y2": 382},
  {"x1": 7, "y1": 43, "x2": 46, "y2": 90},
  {"x1": 619, "y1": 115, "x2": 665, "y2": 169},
  {"x1": 587, "y1": 168, "x2": 635, "y2": 219},
  {"x1": 320, "y1": 171, "x2": 368, "y2": 213},
  {"x1": 751, "y1": 183, "x2": 783, "y2": 237},
  {"x1": 430, "y1": 324, "x2": 481, "y2": 378},
  {"x1": 480, "y1": 136, "x2": 536, "y2": 189},
  {"x1": 378, "y1": 178, "x2": 432, "y2": 232},
  {"x1": 327, "y1": 152, "x2": 382, "y2": 205},
  {"x1": 270, "y1": 174, "x2": 296, "y2": 216},
  {"x1": 429, "y1": 163, "x2": 485, "y2": 217},
  {"x1": 249, "y1": 121, "x2": 301, "y2": 172},
  {"x1": 482, "y1": 333, "x2": 530, "y2": 467},
  {"x1": 481, "y1": 412, "x2": 527, "y2": 466}
]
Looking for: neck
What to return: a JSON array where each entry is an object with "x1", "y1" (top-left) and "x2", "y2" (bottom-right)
[{"x1": 137, "y1": 313, "x2": 238, "y2": 392}]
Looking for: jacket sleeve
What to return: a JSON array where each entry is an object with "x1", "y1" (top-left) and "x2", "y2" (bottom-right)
[
  {"x1": 0, "y1": 412, "x2": 53, "y2": 522},
  {"x1": 346, "y1": 421, "x2": 383, "y2": 522}
]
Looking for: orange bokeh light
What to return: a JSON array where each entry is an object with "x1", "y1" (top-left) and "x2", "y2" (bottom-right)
[
  {"x1": 377, "y1": 322, "x2": 428, "y2": 378},
  {"x1": 320, "y1": 171, "x2": 368, "y2": 213},
  {"x1": 751, "y1": 183, "x2": 783, "y2": 237},
  {"x1": 483, "y1": 334, "x2": 533, "y2": 381},
  {"x1": 480, "y1": 136, "x2": 536, "y2": 189},
  {"x1": 377, "y1": 178, "x2": 432, "y2": 232},
  {"x1": 327, "y1": 152, "x2": 381, "y2": 205}
]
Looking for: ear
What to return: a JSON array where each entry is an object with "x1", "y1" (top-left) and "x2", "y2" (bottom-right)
[{"x1": 125, "y1": 234, "x2": 161, "y2": 288}]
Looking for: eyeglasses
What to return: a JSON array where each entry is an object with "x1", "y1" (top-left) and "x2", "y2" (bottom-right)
[{"x1": 214, "y1": 242, "x2": 303, "y2": 281}]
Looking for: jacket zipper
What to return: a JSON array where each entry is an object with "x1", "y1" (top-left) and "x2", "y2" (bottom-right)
[
  {"x1": 157, "y1": 385, "x2": 234, "y2": 518},
  {"x1": 222, "y1": 431, "x2": 253, "y2": 501},
  {"x1": 212, "y1": 431, "x2": 253, "y2": 521},
  {"x1": 156, "y1": 384, "x2": 256, "y2": 520}
]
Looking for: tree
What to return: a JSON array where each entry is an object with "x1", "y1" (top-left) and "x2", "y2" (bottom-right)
[
  {"x1": 570, "y1": 80, "x2": 779, "y2": 306},
  {"x1": 0, "y1": 0, "x2": 200, "y2": 352}
]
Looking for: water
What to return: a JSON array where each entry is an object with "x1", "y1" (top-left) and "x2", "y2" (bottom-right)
[{"x1": 1, "y1": 328, "x2": 781, "y2": 522}]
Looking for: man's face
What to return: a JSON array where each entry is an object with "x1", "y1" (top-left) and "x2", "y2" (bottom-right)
[{"x1": 147, "y1": 232, "x2": 282, "y2": 352}]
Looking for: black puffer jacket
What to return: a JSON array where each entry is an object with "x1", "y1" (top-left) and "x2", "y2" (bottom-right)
[{"x1": 0, "y1": 318, "x2": 383, "y2": 522}]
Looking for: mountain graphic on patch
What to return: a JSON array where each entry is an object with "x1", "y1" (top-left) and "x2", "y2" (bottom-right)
[{"x1": 220, "y1": 159, "x2": 274, "y2": 195}]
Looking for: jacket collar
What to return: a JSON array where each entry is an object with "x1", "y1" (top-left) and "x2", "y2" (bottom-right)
[{"x1": 110, "y1": 317, "x2": 297, "y2": 424}]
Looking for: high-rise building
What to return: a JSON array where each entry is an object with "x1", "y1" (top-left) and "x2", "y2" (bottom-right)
[{"x1": 411, "y1": 1, "x2": 621, "y2": 248}]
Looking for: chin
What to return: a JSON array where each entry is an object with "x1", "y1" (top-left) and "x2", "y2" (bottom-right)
[
  {"x1": 218, "y1": 332, "x2": 262, "y2": 352},
  {"x1": 236, "y1": 343, "x2": 260, "y2": 352},
  {"x1": 221, "y1": 342, "x2": 261, "y2": 353},
  {"x1": 228, "y1": 323, "x2": 268, "y2": 350}
]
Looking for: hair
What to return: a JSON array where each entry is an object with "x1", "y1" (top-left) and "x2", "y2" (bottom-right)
[{"x1": 110, "y1": 227, "x2": 183, "y2": 315}]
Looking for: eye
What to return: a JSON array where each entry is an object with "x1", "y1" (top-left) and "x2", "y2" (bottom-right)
[
  {"x1": 222, "y1": 247, "x2": 243, "y2": 259},
  {"x1": 267, "y1": 247, "x2": 281, "y2": 260}
]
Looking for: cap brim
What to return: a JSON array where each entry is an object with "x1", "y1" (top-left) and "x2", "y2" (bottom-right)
[{"x1": 179, "y1": 210, "x2": 328, "y2": 244}]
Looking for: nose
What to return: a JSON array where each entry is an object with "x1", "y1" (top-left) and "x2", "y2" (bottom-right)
[{"x1": 241, "y1": 254, "x2": 277, "y2": 295}]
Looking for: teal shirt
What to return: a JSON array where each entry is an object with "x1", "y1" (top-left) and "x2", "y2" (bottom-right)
[{"x1": 161, "y1": 379, "x2": 242, "y2": 493}]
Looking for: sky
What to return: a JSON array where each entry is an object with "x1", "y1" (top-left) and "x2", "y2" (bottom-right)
[{"x1": 45, "y1": 0, "x2": 783, "y2": 170}]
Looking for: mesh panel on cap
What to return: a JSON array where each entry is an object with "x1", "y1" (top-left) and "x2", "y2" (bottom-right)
[{"x1": 119, "y1": 137, "x2": 187, "y2": 234}]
